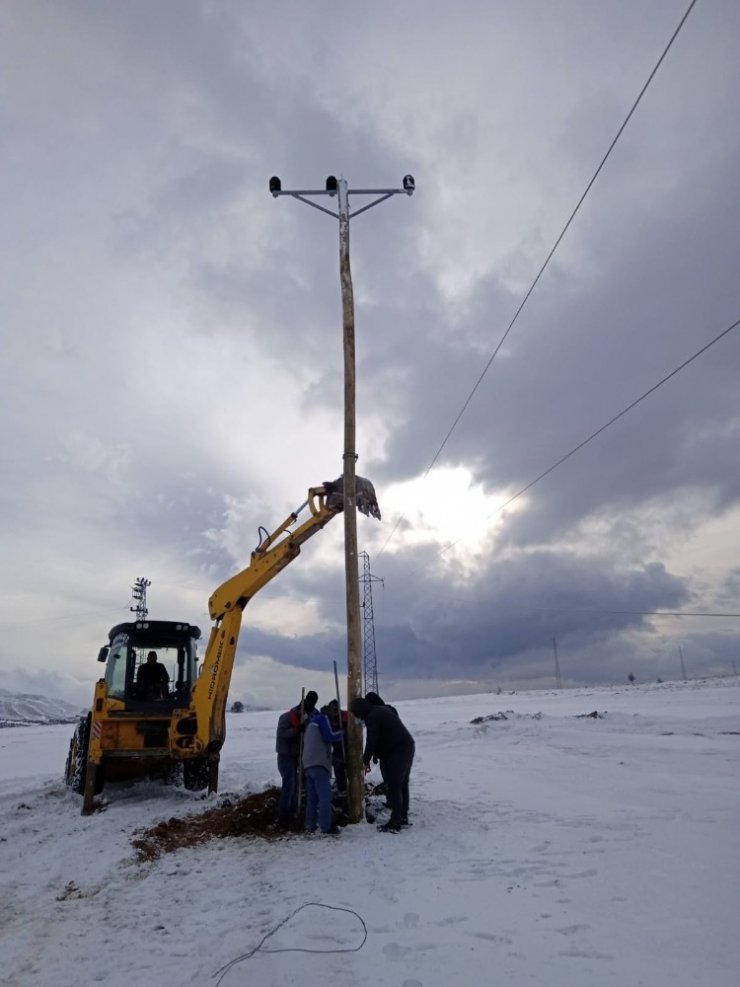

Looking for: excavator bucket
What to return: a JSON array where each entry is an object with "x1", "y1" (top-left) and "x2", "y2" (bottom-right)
[
  {"x1": 323, "y1": 475, "x2": 381, "y2": 520},
  {"x1": 355, "y1": 475, "x2": 381, "y2": 519}
]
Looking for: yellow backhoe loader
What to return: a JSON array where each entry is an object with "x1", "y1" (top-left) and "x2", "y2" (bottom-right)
[{"x1": 64, "y1": 477, "x2": 380, "y2": 814}]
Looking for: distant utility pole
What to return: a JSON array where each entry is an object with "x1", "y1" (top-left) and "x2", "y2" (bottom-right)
[
  {"x1": 552, "y1": 637, "x2": 562, "y2": 689},
  {"x1": 130, "y1": 577, "x2": 151, "y2": 621},
  {"x1": 360, "y1": 550, "x2": 384, "y2": 695},
  {"x1": 678, "y1": 645, "x2": 687, "y2": 681},
  {"x1": 269, "y1": 173, "x2": 415, "y2": 823}
]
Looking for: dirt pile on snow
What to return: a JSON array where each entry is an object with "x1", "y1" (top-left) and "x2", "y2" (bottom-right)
[
  {"x1": 131, "y1": 783, "x2": 374, "y2": 859},
  {"x1": 132, "y1": 786, "x2": 293, "y2": 859}
]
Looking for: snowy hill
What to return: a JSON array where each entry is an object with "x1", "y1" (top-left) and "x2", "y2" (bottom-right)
[{"x1": 0, "y1": 687, "x2": 84, "y2": 727}]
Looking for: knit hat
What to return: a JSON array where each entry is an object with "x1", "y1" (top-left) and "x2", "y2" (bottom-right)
[
  {"x1": 365, "y1": 691, "x2": 385, "y2": 706},
  {"x1": 350, "y1": 697, "x2": 372, "y2": 721},
  {"x1": 303, "y1": 690, "x2": 318, "y2": 711}
]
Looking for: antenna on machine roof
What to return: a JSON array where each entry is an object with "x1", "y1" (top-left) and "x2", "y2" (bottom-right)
[{"x1": 130, "y1": 577, "x2": 151, "y2": 621}]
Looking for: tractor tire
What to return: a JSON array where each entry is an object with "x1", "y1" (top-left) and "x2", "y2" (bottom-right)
[
  {"x1": 182, "y1": 757, "x2": 211, "y2": 792},
  {"x1": 65, "y1": 714, "x2": 91, "y2": 795}
]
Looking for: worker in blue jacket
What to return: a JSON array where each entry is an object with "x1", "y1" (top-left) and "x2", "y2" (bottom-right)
[
  {"x1": 302, "y1": 705, "x2": 344, "y2": 834},
  {"x1": 275, "y1": 690, "x2": 317, "y2": 828}
]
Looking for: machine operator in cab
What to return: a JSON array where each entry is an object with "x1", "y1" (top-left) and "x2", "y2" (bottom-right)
[{"x1": 137, "y1": 650, "x2": 170, "y2": 700}]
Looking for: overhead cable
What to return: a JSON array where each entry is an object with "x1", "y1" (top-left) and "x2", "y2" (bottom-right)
[
  {"x1": 431, "y1": 315, "x2": 739, "y2": 563},
  {"x1": 378, "y1": 0, "x2": 700, "y2": 559}
]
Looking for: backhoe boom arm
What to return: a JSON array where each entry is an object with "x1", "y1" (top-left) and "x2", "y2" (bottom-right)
[{"x1": 186, "y1": 477, "x2": 379, "y2": 759}]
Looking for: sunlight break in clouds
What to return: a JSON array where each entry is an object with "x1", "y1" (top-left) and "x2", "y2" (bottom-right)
[{"x1": 379, "y1": 466, "x2": 525, "y2": 572}]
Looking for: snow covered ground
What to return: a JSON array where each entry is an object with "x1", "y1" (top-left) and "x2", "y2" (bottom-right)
[{"x1": 0, "y1": 678, "x2": 738, "y2": 987}]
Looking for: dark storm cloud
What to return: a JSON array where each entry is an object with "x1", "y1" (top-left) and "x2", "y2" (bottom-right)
[
  {"x1": 375, "y1": 143, "x2": 740, "y2": 543},
  {"x1": 237, "y1": 541, "x2": 691, "y2": 683},
  {"x1": 713, "y1": 569, "x2": 740, "y2": 609}
]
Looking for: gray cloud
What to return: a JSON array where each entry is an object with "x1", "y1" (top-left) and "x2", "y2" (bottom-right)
[{"x1": 2, "y1": 0, "x2": 739, "y2": 708}]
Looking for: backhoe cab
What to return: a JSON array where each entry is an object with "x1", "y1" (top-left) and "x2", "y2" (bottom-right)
[
  {"x1": 64, "y1": 476, "x2": 380, "y2": 814},
  {"x1": 65, "y1": 621, "x2": 205, "y2": 803}
]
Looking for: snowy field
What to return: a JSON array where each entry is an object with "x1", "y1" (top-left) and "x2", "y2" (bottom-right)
[{"x1": 0, "y1": 678, "x2": 738, "y2": 987}]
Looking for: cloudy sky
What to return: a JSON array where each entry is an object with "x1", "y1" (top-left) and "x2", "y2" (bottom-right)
[{"x1": 1, "y1": 0, "x2": 738, "y2": 709}]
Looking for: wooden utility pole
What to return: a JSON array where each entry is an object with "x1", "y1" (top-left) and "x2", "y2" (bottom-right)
[
  {"x1": 268, "y1": 172, "x2": 415, "y2": 824},
  {"x1": 337, "y1": 178, "x2": 364, "y2": 823}
]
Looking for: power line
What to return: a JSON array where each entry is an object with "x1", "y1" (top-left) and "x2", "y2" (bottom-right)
[
  {"x1": 379, "y1": 0, "x2": 700, "y2": 559},
  {"x1": 430, "y1": 315, "x2": 740, "y2": 564},
  {"x1": 381, "y1": 596, "x2": 740, "y2": 618},
  {"x1": 570, "y1": 610, "x2": 740, "y2": 618},
  {"x1": 272, "y1": 591, "x2": 740, "y2": 621}
]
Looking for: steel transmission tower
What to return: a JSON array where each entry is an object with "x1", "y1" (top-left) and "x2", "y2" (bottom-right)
[
  {"x1": 130, "y1": 577, "x2": 151, "y2": 620},
  {"x1": 360, "y1": 551, "x2": 383, "y2": 695}
]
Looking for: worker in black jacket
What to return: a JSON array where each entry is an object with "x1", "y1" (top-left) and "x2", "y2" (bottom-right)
[
  {"x1": 350, "y1": 697, "x2": 415, "y2": 834},
  {"x1": 364, "y1": 691, "x2": 397, "y2": 715}
]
